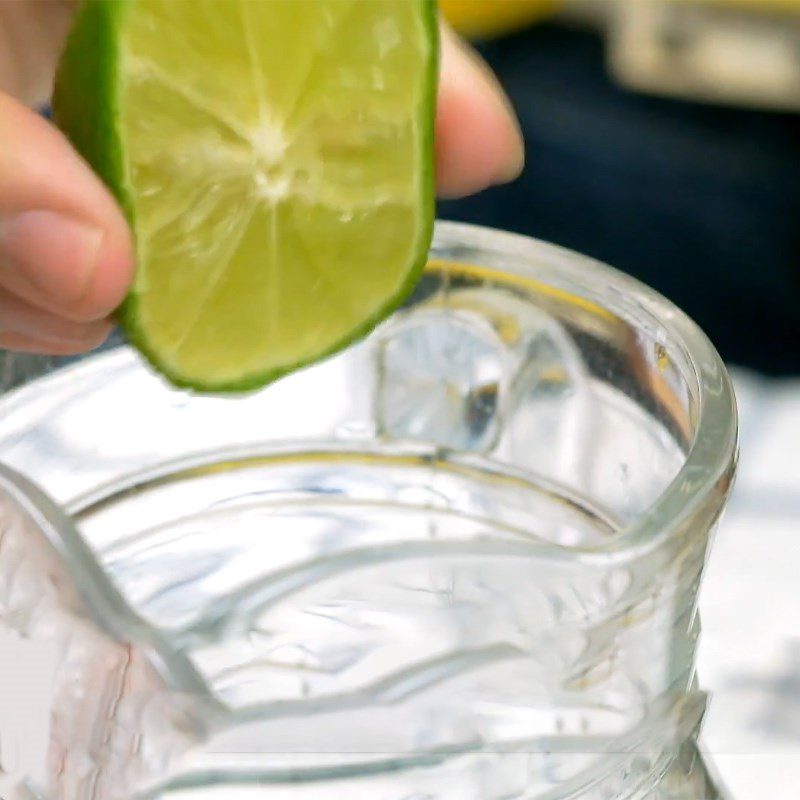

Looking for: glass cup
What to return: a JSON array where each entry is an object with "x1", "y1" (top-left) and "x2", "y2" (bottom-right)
[{"x1": 0, "y1": 222, "x2": 737, "y2": 800}]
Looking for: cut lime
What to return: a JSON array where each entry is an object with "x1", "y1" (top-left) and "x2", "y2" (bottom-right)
[{"x1": 54, "y1": 0, "x2": 437, "y2": 392}]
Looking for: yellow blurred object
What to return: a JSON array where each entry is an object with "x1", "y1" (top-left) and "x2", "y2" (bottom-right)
[
  {"x1": 439, "y1": 0, "x2": 559, "y2": 38},
  {"x1": 440, "y1": 0, "x2": 800, "y2": 41}
]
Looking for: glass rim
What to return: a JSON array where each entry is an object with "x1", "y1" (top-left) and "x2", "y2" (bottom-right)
[
  {"x1": 0, "y1": 221, "x2": 738, "y2": 561},
  {"x1": 433, "y1": 220, "x2": 738, "y2": 554}
]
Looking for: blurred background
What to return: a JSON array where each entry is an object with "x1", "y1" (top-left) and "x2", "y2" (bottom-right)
[{"x1": 440, "y1": 0, "x2": 800, "y2": 376}]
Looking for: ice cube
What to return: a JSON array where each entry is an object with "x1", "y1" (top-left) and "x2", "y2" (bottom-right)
[{"x1": 375, "y1": 311, "x2": 507, "y2": 452}]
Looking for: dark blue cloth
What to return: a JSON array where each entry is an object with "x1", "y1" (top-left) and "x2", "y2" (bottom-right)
[{"x1": 440, "y1": 24, "x2": 800, "y2": 375}]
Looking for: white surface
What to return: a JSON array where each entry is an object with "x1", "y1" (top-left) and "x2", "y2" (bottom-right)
[{"x1": 700, "y1": 369, "x2": 800, "y2": 799}]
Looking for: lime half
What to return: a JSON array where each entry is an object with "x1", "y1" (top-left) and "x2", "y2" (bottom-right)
[{"x1": 54, "y1": 0, "x2": 437, "y2": 392}]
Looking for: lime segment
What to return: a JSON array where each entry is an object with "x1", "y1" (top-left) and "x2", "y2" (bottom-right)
[{"x1": 54, "y1": 0, "x2": 437, "y2": 391}]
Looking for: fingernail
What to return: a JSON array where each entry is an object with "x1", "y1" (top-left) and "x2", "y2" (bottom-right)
[{"x1": 0, "y1": 210, "x2": 103, "y2": 305}]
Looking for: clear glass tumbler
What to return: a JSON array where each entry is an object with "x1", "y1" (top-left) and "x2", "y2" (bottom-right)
[{"x1": 0, "y1": 222, "x2": 737, "y2": 800}]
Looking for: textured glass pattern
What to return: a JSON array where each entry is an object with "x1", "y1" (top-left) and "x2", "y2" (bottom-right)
[{"x1": 0, "y1": 223, "x2": 736, "y2": 799}]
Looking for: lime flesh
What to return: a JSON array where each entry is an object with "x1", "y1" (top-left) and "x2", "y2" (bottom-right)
[{"x1": 54, "y1": 0, "x2": 437, "y2": 392}]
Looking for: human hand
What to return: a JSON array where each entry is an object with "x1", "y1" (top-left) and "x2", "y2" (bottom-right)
[{"x1": 0, "y1": 2, "x2": 523, "y2": 356}]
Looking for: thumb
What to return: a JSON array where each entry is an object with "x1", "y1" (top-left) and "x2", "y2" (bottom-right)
[{"x1": 0, "y1": 92, "x2": 133, "y2": 341}]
